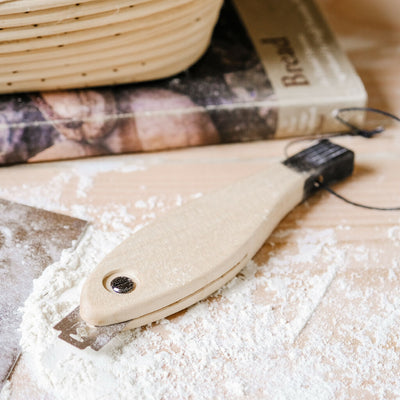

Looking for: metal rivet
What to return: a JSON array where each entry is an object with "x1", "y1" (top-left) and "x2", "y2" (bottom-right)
[{"x1": 110, "y1": 276, "x2": 135, "y2": 294}]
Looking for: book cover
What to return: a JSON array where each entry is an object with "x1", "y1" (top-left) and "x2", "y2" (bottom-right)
[{"x1": 0, "y1": 0, "x2": 367, "y2": 166}]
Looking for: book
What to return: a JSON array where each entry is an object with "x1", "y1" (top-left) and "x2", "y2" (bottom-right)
[{"x1": 0, "y1": 0, "x2": 367, "y2": 166}]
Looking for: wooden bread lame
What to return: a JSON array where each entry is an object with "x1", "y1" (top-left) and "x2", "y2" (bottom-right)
[{"x1": 55, "y1": 140, "x2": 354, "y2": 350}]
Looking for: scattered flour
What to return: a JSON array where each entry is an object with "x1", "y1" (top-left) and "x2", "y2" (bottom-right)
[
  {"x1": 0, "y1": 381, "x2": 10, "y2": 400},
  {"x1": 14, "y1": 225, "x2": 352, "y2": 400},
  {"x1": 0, "y1": 157, "x2": 148, "y2": 216},
  {"x1": 71, "y1": 160, "x2": 147, "y2": 199},
  {"x1": 388, "y1": 226, "x2": 400, "y2": 246},
  {"x1": 1, "y1": 159, "x2": 399, "y2": 399}
]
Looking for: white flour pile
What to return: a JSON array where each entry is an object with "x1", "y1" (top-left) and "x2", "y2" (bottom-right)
[
  {"x1": 1, "y1": 159, "x2": 399, "y2": 399},
  {"x1": 15, "y1": 225, "x2": 345, "y2": 399}
]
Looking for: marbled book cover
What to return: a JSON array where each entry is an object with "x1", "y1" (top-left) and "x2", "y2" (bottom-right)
[{"x1": 0, "y1": 0, "x2": 366, "y2": 165}]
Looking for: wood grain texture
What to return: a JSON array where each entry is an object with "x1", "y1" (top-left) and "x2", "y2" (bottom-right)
[
  {"x1": 2, "y1": 0, "x2": 400, "y2": 398},
  {"x1": 2, "y1": 131, "x2": 400, "y2": 398},
  {"x1": 80, "y1": 163, "x2": 304, "y2": 326},
  {"x1": 317, "y1": 0, "x2": 400, "y2": 113}
]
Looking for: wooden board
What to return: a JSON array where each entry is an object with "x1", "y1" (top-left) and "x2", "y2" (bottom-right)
[{"x1": 2, "y1": 0, "x2": 400, "y2": 397}]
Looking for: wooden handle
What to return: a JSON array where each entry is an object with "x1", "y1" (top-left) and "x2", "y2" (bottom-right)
[{"x1": 80, "y1": 162, "x2": 306, "y2": 326}]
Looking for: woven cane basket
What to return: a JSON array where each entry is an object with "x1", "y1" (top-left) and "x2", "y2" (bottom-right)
[{"x1": 0, "y1": 0, "x2": 224, "y2": 93}]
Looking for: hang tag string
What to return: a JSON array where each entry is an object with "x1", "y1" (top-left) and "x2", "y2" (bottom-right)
[
  {"x1": 315, "y1": 182, "x2": 400, "y2": 211},
  {"x1": 334, "y1": 106, "x2": 400, "y2": 138},
  {"x1": 285, "y1": 107, "x2": 400, "y2": 211}
]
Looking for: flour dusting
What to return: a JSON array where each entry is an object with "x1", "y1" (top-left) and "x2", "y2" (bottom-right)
[
  {"x1": 14, "y1": 223, "x2": 352, "y2": 400},
  {"x1": 1, "y1": 158, "x2": 399, "y2": 399},
  {"x1": 0, "y1": 381, "x2": 11, "y2": 400}
]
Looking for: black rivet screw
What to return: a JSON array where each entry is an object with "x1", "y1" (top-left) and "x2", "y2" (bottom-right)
[{"x1": 111, "y1": 276, "x2": 135, "y2": 294}]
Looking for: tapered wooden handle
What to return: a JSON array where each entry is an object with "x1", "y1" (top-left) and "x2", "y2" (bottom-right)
[
  {"x1": 80, "y1": 162, "x2": 306, "y2": 326},
  {"x1": 80, "y1": 140, "x2": 355, "y2": 328}
]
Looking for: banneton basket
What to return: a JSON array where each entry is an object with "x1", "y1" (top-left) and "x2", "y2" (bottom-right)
[{"x1": 0, "y1": 0, "x2": 224, "y2": 93}]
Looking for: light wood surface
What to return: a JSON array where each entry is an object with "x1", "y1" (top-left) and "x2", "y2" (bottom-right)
[
  {"x1": 2, "y1": 0, "x2": 400, "y2": 398},
  {"x1": 81, "y1": 163, "x2": 305, "y2": 328}
]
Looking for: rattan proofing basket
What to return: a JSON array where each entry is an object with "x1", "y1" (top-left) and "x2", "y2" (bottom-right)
[{"x1": 0, "y1": 0, "x2": 224, "y2": 93}]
